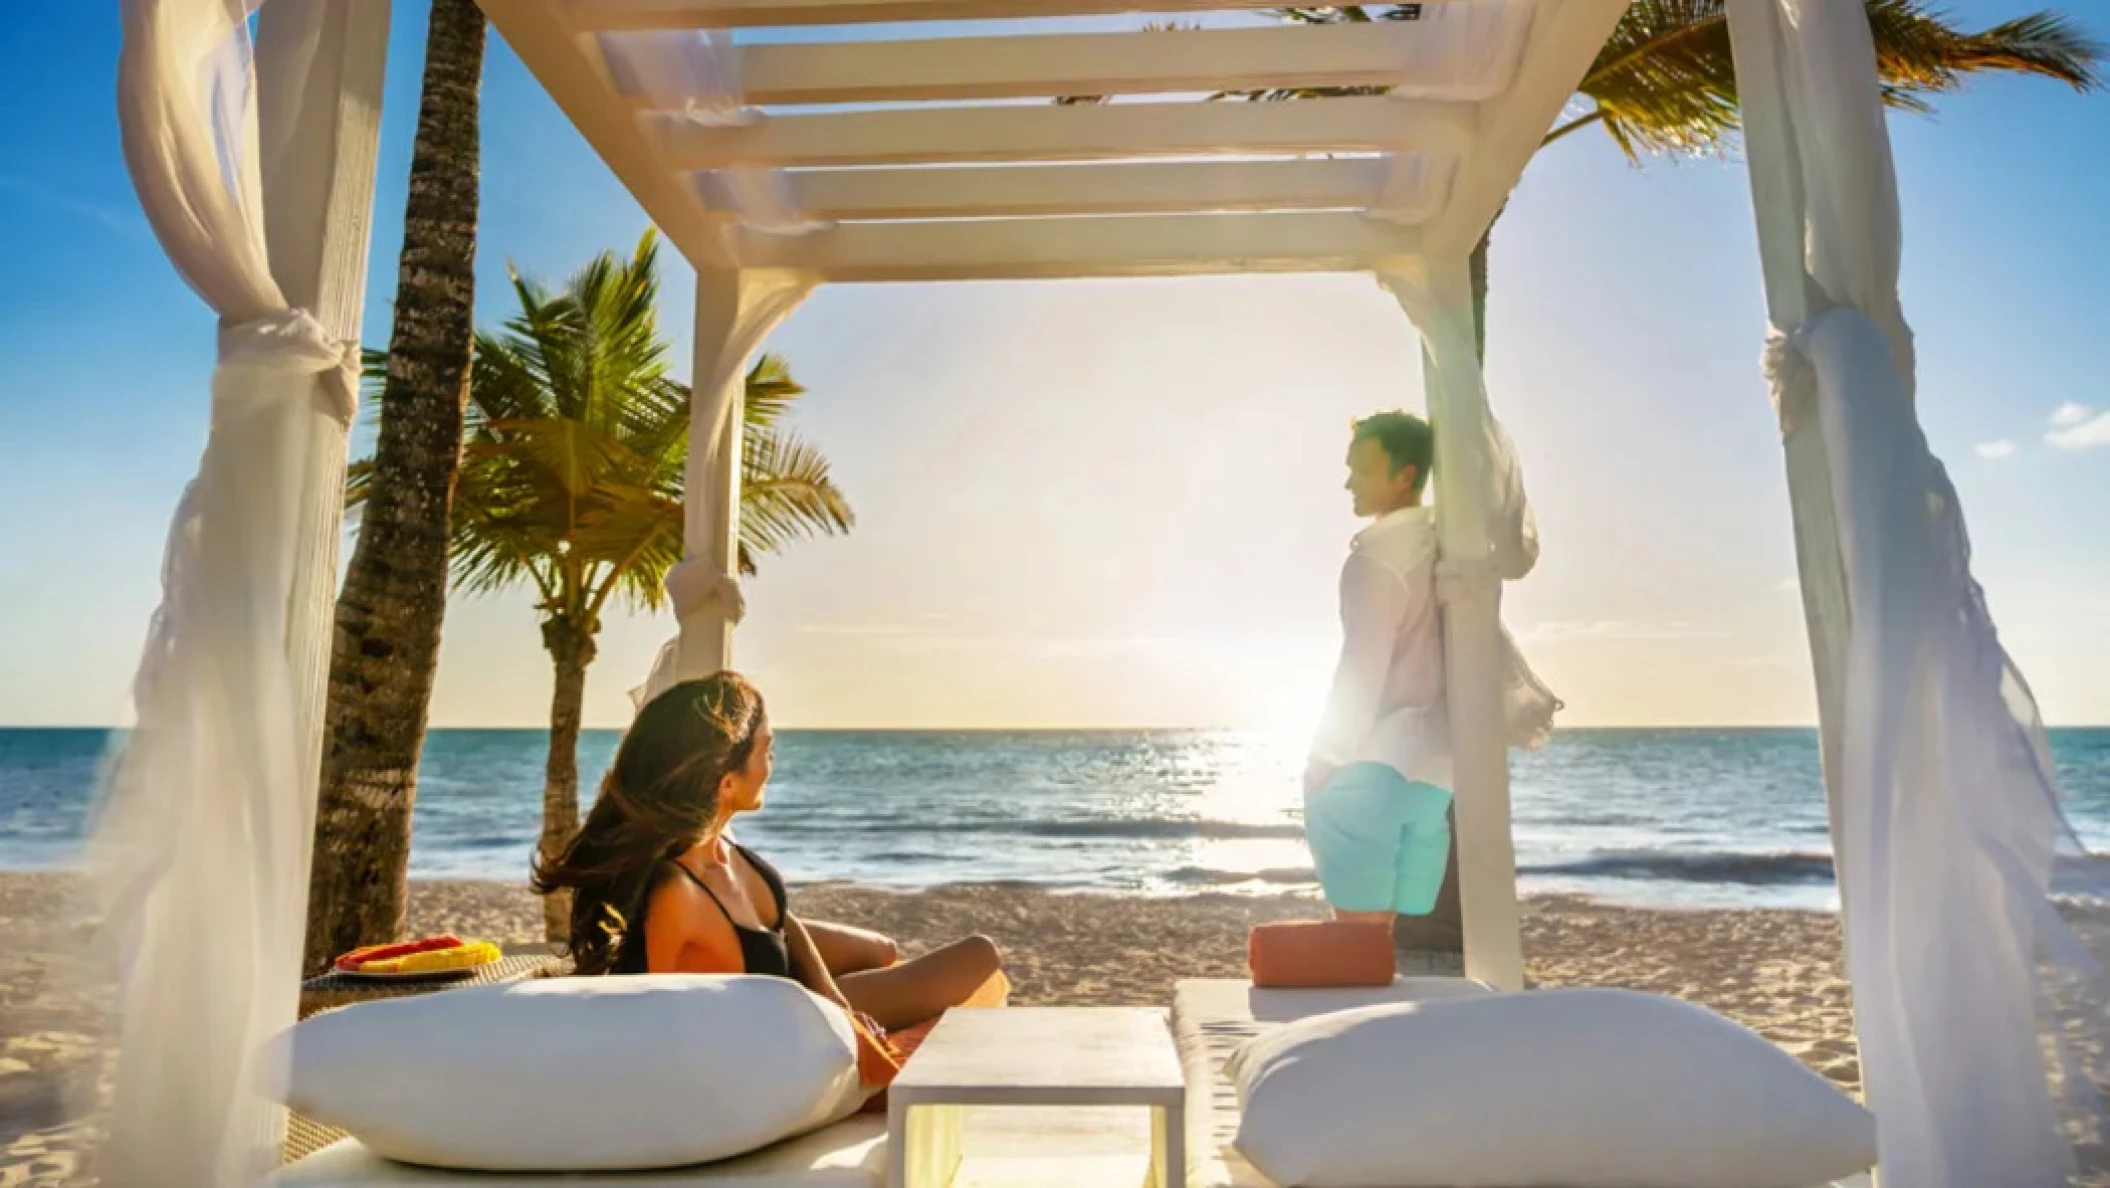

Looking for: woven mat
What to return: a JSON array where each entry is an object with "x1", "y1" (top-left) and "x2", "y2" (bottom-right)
[
  {"x1": 297, "y1": 953, "x2": 565, "y2": 1018},
  {"x1": 285, "y1": 950, "x2": 569, "y2": 1165}
]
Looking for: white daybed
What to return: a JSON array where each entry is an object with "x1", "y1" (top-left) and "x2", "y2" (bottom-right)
[{"x1": 273, "y1": 1118, "x2": 888, "y2": 1188}]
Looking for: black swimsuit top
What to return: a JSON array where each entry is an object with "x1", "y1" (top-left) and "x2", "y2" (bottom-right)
[{"x1": 618, "y1": 842, "x2": 794, "y2": 980}]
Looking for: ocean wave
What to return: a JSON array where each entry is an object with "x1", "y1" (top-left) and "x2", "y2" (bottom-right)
[
  {"x1": 1165, "y1": 865, "x2": 1317, "y2": 887},
  {"x1": 762, "y1": 818, "x2": 1305, "y2": 842},
  {"x1": 1521, "y1": 850, "x2": 1835, "y2": 886}
]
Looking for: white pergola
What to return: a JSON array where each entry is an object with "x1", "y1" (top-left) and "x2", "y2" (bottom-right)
[
  {"x1": 99, "y1": 1, "x2": 2097, "y2": 1185},
  {"x1": 500, "y1": 0, "x2": 1636, "y2": 1003}
]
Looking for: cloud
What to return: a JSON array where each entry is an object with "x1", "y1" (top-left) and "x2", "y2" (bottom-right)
[
  {"x1": 2050, "y1": 402, "x2": 2093, "y2": 429},
  {"x1": 2046, "y1": 409, "x2": 2110, "y2": 452},
  {"x1": 1973, "y1": 439, "x2": 2017, "y2": 460},
  {"x1": 0, "y1": 174, "x2": 150, "y2": 240},
  {"x1": 1522, "y1": 620, "x2": 1729, "y2": 643}
]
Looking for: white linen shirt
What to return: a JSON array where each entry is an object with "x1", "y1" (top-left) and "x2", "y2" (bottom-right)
[{"x1": 1308, "y1": 506, "x2": 1452, "y2": 789}]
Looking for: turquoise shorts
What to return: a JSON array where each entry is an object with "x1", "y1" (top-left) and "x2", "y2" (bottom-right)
[{"x1": 1303, "y1": 763, "x2": 1454, "y2": 915}]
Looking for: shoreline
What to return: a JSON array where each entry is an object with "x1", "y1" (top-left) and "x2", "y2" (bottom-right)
[{"x1": 0, "y1": 862, "x2": 1852, "y2": 915}]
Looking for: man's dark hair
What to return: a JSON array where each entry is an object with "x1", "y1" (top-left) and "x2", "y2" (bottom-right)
[{"x1": 1352, "y1": 411, "x2": 1433, "y2": 497}]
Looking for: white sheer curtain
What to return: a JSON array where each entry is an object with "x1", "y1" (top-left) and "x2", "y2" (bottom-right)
[
  {"x1": 1726, "y1": 0, "x2": 2104, "y2": 1183},
  {"x1": 96, "y1": 0, "x2": 379, "y2": 1183},
  {"x1": 632, "y1": 269, "x2": 818, "y2": 710},
  {"x1": 597, "y1": 29, "x2": 831, "y2": 238}
]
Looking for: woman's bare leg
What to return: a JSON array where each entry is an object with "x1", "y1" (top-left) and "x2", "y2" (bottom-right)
[
  {"x1": 838, "y1": 935, "x2": 1003, "y2": 1032},
  {"x1": 802, "y1": 919, "x2": 900, "y2": 976}
]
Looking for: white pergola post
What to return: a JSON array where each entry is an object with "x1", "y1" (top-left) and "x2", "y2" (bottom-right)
[
  {"x1": 664, "y1": 267, "x2": 815, "y2": 683},
  {"x1": 1379, "y1": 258, "x2": 1526, "y2": 993}
]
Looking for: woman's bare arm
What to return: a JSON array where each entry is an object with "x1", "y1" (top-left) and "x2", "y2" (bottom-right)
[{"x1": 783, "y1": 913, "x2": 853, "y2": 1009}]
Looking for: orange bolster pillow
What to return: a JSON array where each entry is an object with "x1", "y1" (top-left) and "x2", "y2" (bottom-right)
[
  {"x1": 1248, "y1": 920, "x2": 1395, "y2": 989},
  {"x1": 856, "y1": 1017, "x2": 940, "y2": 1115}
]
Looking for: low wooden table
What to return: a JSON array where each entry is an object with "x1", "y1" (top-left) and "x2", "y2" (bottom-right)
[{"x1": 887, "y1": 1007, "x2": 1185, "y2": 1188}]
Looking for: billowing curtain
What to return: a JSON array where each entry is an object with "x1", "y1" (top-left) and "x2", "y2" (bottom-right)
[
  {"x1": 1725, "y1": 0, "x2": 2105, "y2": 1182},
  {"x1": 596, "y1": 28, "x2": 831, "y2": 238},
  {"x1": 96, "y1": 0, "x2": 380, "y2": 1183}
]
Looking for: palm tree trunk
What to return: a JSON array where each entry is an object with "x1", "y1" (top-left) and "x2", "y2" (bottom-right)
[
  {"x1": 539, "y1": 619, "x2": 597, "y2": 943},
  {"x1": 303, "y1": 0, "x2": 484, "y2": 976}
]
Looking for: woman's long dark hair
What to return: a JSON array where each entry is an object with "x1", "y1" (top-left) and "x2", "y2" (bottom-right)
[{"x1": 530, "y1": 672, "x2": 768, "y2": 974}]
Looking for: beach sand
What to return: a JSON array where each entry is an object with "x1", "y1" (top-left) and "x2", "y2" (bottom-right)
[
  {"x1": 4, "y1": 870, "x2": 2099, "y2": 1184},
  {"x1": 0, "y1": 871, "x2": 1865, "y2": 1186}
]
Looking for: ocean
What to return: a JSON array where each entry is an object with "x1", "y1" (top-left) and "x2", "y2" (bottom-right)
[{"x1": 5, "y1": 727, "x2": 2108, "y2": 911}]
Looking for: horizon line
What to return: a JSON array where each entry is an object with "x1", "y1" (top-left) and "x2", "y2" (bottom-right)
[{"x1": 9, "y1": 722, "x2": 2110, "y2": 733}]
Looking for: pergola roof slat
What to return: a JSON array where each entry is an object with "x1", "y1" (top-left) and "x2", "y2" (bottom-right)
[
  {"x1": 1426, "y1": 0, "x2": 1630, "y2": 253},
  {"x1": 495, "y1": 0, "x2": 1625, "y2": 278},
  {"x1": 728, "y1": 211, "x2": 1424, "y2": 282},
  {"x1": 731, "y1": 158, "x2": 1401, "y2": 222},
  {"x1": 665, "y1": 95, "x2": 1475, "y2": 170},
  {"x1": 566, "y1": 0, "x2": 1411, "y2": 32},
  {"x1": 648, "y1": 24, "x2": 1466, "y2": 108}
]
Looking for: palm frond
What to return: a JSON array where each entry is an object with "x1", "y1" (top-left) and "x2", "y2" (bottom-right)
[
  {"x1": 1578, "y1": 0, "x2": 2102, "y2": 161},
  {"x1": 739, "y1": 428, "x2": 855, "y2": 573},
  {"x1": 345, "y1": 457, "x2": 375, "y2": 510},
  {"x1": 452, "y1": 230, "x2": 853, "y2": 618},
  {"x1": 742, "y1": 353, "x2": 806, "y2": 429},
  {"x1": 1272, "y1": 1, "x2": 2101, "y2": 163}
]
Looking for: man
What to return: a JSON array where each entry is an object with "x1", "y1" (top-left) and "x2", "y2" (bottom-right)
[{"x1": 1304, "y1": 411, "x2": 1457, "y2": 932}]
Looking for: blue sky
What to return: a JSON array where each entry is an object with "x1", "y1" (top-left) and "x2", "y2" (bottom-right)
[{"x1": 1, "y1": 2, "x2": 2105, "y2": 730}]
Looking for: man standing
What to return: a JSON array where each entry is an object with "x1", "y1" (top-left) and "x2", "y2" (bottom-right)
[{"x1": 1304, "y1": 411, "x2": 1456, "y2": 931}]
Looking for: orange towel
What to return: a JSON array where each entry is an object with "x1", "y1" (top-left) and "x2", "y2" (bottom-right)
[{"x1": 1247, "y1": 920, "x2": 1395, "y2": 989}]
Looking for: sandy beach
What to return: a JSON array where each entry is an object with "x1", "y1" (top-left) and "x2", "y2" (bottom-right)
[{"x1": 2, "y1": 870, "x2": 1880, "y2": 1186}]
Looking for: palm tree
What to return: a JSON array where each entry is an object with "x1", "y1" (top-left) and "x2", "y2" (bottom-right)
[
  {"x1": 304, "y1": 0, "x2": 485, "y2": 977},
  {"x1": 1270, "y1": 1, "x2": 2103, "y2": 356},
  {"x1": 348, "y1": 231, "x2": 852, "y2": 941}
]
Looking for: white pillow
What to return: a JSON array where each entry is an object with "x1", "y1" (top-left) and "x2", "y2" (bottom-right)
[
  {"x1": 280, "y1": 974, "x2": 864, "y2": 1171},
  {"x1": 1228, "y1": 988, "x2": 1875, "y2": 1188}
]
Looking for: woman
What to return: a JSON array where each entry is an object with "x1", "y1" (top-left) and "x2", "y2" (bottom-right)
[{"x1": 532, "y1": 672, "x2": 1004, "y2": 1033}]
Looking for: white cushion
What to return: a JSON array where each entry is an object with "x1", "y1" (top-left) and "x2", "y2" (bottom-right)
[
  {"x1": 281, "y1": 974, "x2": 865, "y2": 1172},
  {"x1": 1228, "y1": 988, "x2": 1876, "y2": 1188}
]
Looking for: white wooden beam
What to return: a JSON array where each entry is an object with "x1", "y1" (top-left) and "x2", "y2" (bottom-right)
[
  {"x1": 479, "y1": 0, "x2": 733, "y2": 268},
  {"x1": 722, "y1": 158, "x2": 1400, "y2": 222},
  {"x1": 631, "y1": 24, "x2": 1453, "y2": 108},
  {"x1": 1425, "y1": 0, "x2": 1630, "y2": 255},
  {"x1": 567, "y1": 0, "x2": 1389, "y2": 32},
  {"x1": 666, "y1": 96, "x2": 1474, "y2": 170},
  {"x1": 728, "y1": 211, "x2": 1422, "y2": 282}
]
